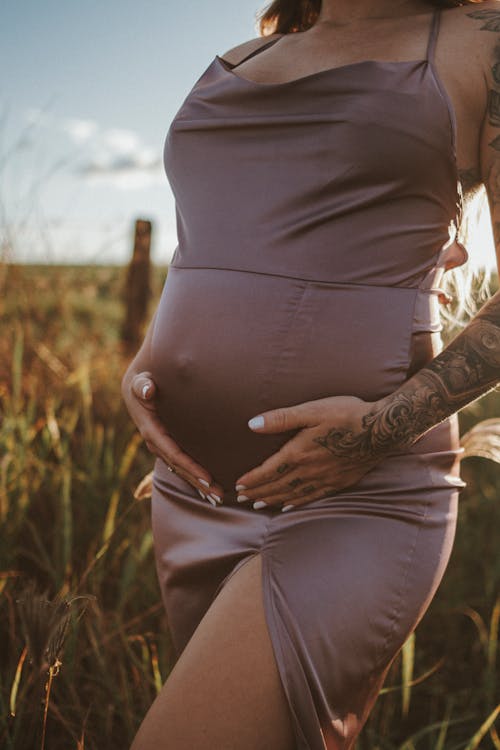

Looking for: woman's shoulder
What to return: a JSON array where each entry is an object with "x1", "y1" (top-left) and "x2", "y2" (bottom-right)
[
  {"x1": 459, "y1": 0, "x2": 500, "y2": 18},
  {"x1": 445, "y1": 0, "x2": 500, "y2": 65},
  {"x1": 440, "y1": 1, "x2": 500, "y2": 117},
  {"x1": 218, "y1": 33, "x2": 283, "y2": 65}
]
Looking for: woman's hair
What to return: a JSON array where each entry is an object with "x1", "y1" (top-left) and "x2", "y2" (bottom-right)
[
  {"x1": 257, "y1": 0, "x2": 485, "y2": 35},
  {"x1": 255, "y1": 0, "x2": 494, "y2": 333}
]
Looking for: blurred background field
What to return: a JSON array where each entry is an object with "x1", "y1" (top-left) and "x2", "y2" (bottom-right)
[
  {"x1": 0, "y1": 261, "x2": 499, "y2": 749},
  {"x1": 2, "y1": 0, "x2": 499, "y2": 745}
]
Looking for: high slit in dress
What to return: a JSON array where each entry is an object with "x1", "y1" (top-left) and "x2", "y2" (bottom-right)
[{"x1": 149, "y1": 8, "x2": 468, "y2": 749}]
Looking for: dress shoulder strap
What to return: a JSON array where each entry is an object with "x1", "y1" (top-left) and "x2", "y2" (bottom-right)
[
  {"x1": 230, "y1": 36, "x2": 283, "y2": 69},
  {"x1": 426, "y1": 8, "x2": 441, "y2": 64}
]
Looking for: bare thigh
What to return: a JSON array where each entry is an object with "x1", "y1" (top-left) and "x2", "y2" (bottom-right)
[{"x1": 130, "y1": 553, "x2": 297, "y2": 750}]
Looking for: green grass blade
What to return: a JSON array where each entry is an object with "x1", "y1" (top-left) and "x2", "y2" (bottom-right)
[
  {"x1": 401, "y1": 632, "x2": 415, "y2": 718},
  {"x1": 463, "y1": 704, "x2": 500, "y2": 750}
]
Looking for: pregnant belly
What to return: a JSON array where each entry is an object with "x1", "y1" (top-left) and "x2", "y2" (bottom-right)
[{"x1": 150, "y1": 266, "x2": 417, "y2": 490}]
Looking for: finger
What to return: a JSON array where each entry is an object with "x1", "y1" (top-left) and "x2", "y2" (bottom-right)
[
  {"x1": 279, "y1": 460, "x2": 381, "y2": 511},
  {"x1": 235, "y1": 432, "x2": 329, "y2": 492},
  {"x1": 147, "y1": 443, "x2": 224, "y2": 506},
  {"x1": 234, "y1": 450, "x2": 300, "y2": 491},
  {"x1": 251, "y1": 480, "x2": 323, "y2": 510},
  {"x1": 236, "y1": 467, "x2": 314, "y2": 506},
  {"x1": 235, "y1": 425, "x2": 323, "y2": 490},
  {"x1": 247, "y1": 402, "x2": 316, "y2": 435},
  {"x1": 131, "y1": 372, "x2": 157, "y2": 401},
  {"x1": 279, "y1": 485, "x2": 340, "y2": 512},
  {"x1": 143, "y1": 426, "x2": 224, "y2": 501}
]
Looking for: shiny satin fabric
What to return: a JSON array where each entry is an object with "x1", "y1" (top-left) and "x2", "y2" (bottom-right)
[
  {"x1": 152, "y1": 433, "x2": 463, "y2": 748},
  {"x1": 149, "y1": 8, "x2": 467, "y2": 749}
]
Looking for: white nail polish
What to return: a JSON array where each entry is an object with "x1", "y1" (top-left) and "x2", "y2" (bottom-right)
[
  {"x1": 198, "y1": 478, "x2": 210, "y2": 488},
  {"x1": 206, "y1": 495, "x2": 217, "y2": 507},
  {"x1": 253, "y1": 500, "x2": 267, "y2": 509},
  {"x1": 248, "y1": 415, "x2": 264, "y2": 430},
  {"x1": 210, "y1": 492, "x2": 222, "y2": 504},
  {"x1": 282, "y1": 504, "x2": 294, "y2": 513},
  {"x1": 237, "y1": 495, "x2": 249, "y2": 503},
  {"x1": 197, "y1": 489, "x2": 206, "y2": 499},
  {"x1": 235, "y1": 484, "x2": 247, "y2": 492}
]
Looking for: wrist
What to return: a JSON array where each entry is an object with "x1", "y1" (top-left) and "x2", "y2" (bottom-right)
[
  {"x1": 367, "y1": 390, "x2": 422, "y2": 454},
  {"x1": 371, "y1": 366, "x2": 449, "y2": 451}
]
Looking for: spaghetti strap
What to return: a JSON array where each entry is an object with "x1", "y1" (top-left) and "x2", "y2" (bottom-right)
[
  {"x1": 230, "y1": 36, "x2": 282, "y2": 69},
  {"x1": 426, "y1": 8, "x2": 441, "y2": 63}
]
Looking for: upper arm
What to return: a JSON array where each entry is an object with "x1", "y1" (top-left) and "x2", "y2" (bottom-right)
[
  {"x1": 473, "y1": 2, "x2": 500, "y2": 270},
  {"x1": 219, "y1": 33, "x2": 282, "y2": 65}
]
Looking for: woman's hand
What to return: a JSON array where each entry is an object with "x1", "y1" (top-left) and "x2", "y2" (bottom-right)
[
  {"x1": 234, "y1": 395, "x2": 395, "y2": 512},
  {"x1": 121, "y1": 370, "x2": 224, "y2": 506}
]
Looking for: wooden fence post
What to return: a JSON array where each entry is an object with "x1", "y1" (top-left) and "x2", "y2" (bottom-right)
[{"x1": 121, "y1": 218, "x2": 152, "y2": 351}]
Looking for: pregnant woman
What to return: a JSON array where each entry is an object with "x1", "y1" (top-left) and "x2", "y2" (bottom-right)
[{"x1": 122, "y1": 0, "x2": 499, "y2": 747}]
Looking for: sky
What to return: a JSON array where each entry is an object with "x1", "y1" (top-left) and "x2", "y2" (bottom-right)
[
  {"x1": 0, "y1": 0, "x2": 496, "y2": 269},
  {"x1": 1, "y1": 0, "x2": 267, "y2": 265}
]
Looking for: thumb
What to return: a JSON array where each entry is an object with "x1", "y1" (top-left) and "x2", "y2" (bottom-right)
[
  {"x1": 247, "y1": 405, "x2": 308, "y2": 433},
  {"x1": 131, "y1": 372, "x2": 157, "y2": 401}
]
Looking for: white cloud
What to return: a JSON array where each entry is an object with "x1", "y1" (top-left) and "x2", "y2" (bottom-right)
[
  {"x1": 62, "y1": 117, "x2": 99, "y2": 143},
  {"x1": 22, "y1": 106, "x2": 166, "y2": 188},
  {"x1": 101, "y1": 127, "x2": 141, "y2": 154},
  {"x1": 24, "y1": 107, "x2": 54, "y2": 127},
  {"x1": 75, "y1": 123, "x2": 165, "y2": 187},
  {"x1": 79, "y1": 151, "x2": 164, "y2": 189}
]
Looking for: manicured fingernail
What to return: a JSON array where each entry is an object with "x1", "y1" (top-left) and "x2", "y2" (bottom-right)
[
  {"x1": 248, "y1": 415, "x2": 264, "y2": 430},
  {"x1": 253, "y1": 500, "x2": 267, "y2": 509},
  {"x1": 210, "y1": 492, "x2": 222, "y2": 504},
  {"x1": 235, "y1": 484, "x2": 247, "y2": 491},
  {"x1": 282, "y1": 504, "x2": 294, "y2": 513},
  {"x1": 237, "y1": 494, "x2": 249, "y2": 503},
  {"x1": 142, "y1": 384, "x2": 151, "y2": 398},
  {"x1": 198, "y1": 478, "x2": 210, "y2": 488},
  {"x1": 206, "y1": 495, "x2": 217, "y2": 507},
  {"x1": 197, "y1": 489, "x2": 206, "y2": 499}
]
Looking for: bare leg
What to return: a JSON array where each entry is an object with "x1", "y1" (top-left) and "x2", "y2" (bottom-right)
[{"x1": 130, "y1": 553, "x2": 297, "y2": 750}]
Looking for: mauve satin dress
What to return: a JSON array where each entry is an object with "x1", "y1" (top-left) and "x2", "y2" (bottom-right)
[{"x1": 148, "y1": 8, "x2": 468, "y2": 749}]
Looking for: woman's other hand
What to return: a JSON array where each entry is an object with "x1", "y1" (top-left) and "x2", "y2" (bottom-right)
[
  {"x1": 121, "y1": 370, "x2": 224, "y2": 506},
  {"x1": 233, "y1": 395, "x2": 400, "y2": 512}
]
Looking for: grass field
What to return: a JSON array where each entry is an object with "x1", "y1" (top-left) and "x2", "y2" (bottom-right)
[{"x1": 0, "y1": 262, "x2": 498, "y2": 749}]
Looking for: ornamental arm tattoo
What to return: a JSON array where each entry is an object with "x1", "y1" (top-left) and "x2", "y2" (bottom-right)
[
  {"x1": 313, "y1": 10, "x2": 500, "y2": 464},
  {"x1": 316, "y1": 294, "x2": 500, "y2": 463},
  {"x1": 373, "y1": 294, "x2": 500, "y2": 451}
]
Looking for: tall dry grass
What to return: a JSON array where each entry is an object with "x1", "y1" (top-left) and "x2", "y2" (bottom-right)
[{"x1": 0, "y1": 262, "x2": 498, "y2": 749}]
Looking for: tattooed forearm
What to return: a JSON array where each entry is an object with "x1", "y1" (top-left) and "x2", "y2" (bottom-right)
[
  {"x1": 487, "y1": 160, "x2": 500, "y2": 202},
  {"x1": 489, "y1": 89, "x2": 500, "y2": 128},
  {"x1": 314, "y1": 384, "x2": 450, "y2": 460},
  {"x1": 485, "y1": 160, "x2": 500, "y2": 245},
  {"x1": 488, "y1": 60, "x2": 500, "y2": 151},
  {"x1": 489, "y1": 80, "x2": 500, "y2": 151},
  {"x1": 316, "y1": 291, "x2": 500, "y2": 461}
]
